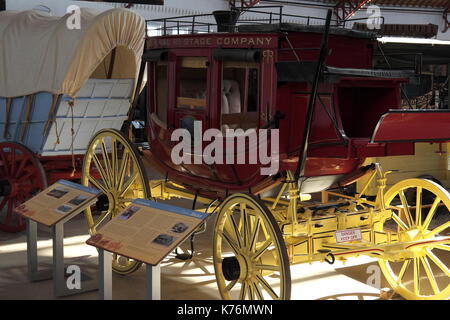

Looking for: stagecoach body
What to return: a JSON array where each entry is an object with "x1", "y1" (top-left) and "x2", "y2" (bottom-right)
[{"x1": 143, "y1": 19, "x2": 447, "y2": 197}]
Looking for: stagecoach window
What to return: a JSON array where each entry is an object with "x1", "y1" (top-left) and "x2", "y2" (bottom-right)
[
  {"x1": 177, "y1": 57, "x2": 208, "y2": 110},
  {"x1": 155, "y1": 62, "x2": 168, "y2": 124},
  {"x1": 221, "y1": 62, "x2": 259, "y2": 131}
]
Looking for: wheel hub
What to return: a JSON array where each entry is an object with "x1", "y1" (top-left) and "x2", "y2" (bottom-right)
[{"x1": 222, "y1": 257, "x2": 241, "y2": 281}]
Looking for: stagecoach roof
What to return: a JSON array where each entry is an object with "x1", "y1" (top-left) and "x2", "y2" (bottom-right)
[
  {"x1": 0, "y1": 8, "x2": 145, "y2": 98},
  {"x1": 237, "y1": 23, "x2": 377, "y2": 39}
]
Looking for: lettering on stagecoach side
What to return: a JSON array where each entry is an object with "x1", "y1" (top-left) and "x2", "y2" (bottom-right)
[{"x1": 148, "y1": 36, "x2": 273, "y2": 48}]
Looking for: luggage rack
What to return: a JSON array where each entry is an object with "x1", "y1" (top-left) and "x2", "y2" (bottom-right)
[{"x1": 146, "y1": 5, "x2": 384, "y2": 36}]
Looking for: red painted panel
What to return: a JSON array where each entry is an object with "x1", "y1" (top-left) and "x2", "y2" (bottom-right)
[{"x1": 372, "y1": 111, "x2": 450, "y2": 143}]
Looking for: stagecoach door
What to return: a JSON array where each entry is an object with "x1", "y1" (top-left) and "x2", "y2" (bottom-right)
[{"x1": 171, "y1": 53, "x2": 211, "y2": 139}]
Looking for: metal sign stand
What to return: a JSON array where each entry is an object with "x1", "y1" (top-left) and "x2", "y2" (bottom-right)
[
  {"x1": 26, "y1": 211, "x2": 98, "y2": 297},
  {"x1": 98, "y1": 249, "x2": 161, "y2": 300}
]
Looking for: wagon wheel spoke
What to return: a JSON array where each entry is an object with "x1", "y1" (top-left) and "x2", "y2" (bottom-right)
[
  {"x1": 426, "y1": 249, "x2": 450, "y2": 277},
  {"x1": 92, "y1": 153, "x2": 112, "y2": 189},
  {"x1": 119, "y1": 171, "x2": 139, "y2": 196},
  {"x1": 413, "y1": 258, "x2": 420, "y2": 296},
  {"x1": 100, "y1": 139, "x2": 114, "y2": 186},
  {"x1": 415, "y1": 187, "x2": 422, "y2": 226},
  {"x1": 434, "y1": 244, "x2": 450, "y2": 252},
  {"x1": 117, "y1": 150, "x2": 130, "y2": 190},
  {"x1": 427, "y1": 221, "x2": 450, "y2": 238},
  {"x1": 239, "y1": 282, "x2": 247, "y2": 300},
  {"x1": 255, "y1": 273, "x2": 279, "y2": 300},
  {"x1": 398, "y1": 190, "x2": 414, "y2": 227},
  {"x1": 111, "y1": 138, "x2": 118, "y2": 188},
  {"x1": 396, "y1": 259, "x2": 410, "y2": 285},
  {"x1": 249, "y1": 219, "x2": 261, "y2": 252},
  {"x1": 225, "y1": 280, "x2": 237, "y2": 291},
  {"x1": 420, "y1": 257, "x2": 440, "y2": 295},
  {"x1": 251, "y1": 279, "x2": 264, "y2": 300},
  {"x1": 87, "y1": 176, "x2": 108, "y2": 195},
  {"x1": 221, "y1": 231, "x2": 240, "y2": 256},
  {"x1": 422, "y1": 197, "x2": 441, "y2": 230},
  {"x1": 253, "y1": 239, "x2": 273, "y2": 260},
  {"x1": 390, "y1": 212, "x2": 409, "y2": 231},
  {"x1": 255, "y1": 264, "x2": 281, "y2": 272}
]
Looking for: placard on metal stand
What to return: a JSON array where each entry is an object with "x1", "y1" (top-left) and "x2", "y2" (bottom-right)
[
  {"x1": 88, "y1": 198, "x2": 209, "y2": 300},
  {"x1": 19, "y1": 179, "x2": 102, "y2": 297},
  {"x1": 98, "y1": 249, "x2": 161, "y2": 300},
  {"x1": 26, "y1": 209, "x2": 98, "y2": 297}
]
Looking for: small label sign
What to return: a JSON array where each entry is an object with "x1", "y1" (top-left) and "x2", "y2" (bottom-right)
[{"x1": 335, "y1": 228, "x2": 362, "y2": 243}]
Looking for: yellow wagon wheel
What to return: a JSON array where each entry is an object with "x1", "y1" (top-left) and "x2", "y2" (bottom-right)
[
  {"x1": 213, "y1": 193, "x2": 291, "y2": 300},
  {"x1": 82, "y1": 129, "x2": 150, "y2": 274},
  {"x1": 380, "y1": 178, "x2": 450, "y2": 300}
]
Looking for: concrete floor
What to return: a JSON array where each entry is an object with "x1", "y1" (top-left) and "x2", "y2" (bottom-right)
[{"x1": 0, "y1": 209, "x2": 393, "y2": 300}]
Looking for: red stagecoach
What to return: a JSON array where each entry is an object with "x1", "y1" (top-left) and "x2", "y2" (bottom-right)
[{"x1": 81, "y1": 7, "x2": 450, "y2": 300}]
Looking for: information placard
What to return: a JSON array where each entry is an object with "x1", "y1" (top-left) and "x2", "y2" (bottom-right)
[
  {"x1": 14, "y1": 180, "x2": 101, "y2": 227},
  {"x1": 86, "y1": 199, "x2": 209, "y2": 266}
]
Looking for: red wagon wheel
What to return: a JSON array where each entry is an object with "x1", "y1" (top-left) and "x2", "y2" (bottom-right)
[{"x1": 0, "y1": 142, "x2": 47, "y2": 232}]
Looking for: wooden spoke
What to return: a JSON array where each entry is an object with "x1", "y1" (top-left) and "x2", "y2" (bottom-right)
[
  {"x1": 117, "y1": 150, "x2": 130, "y2": 190},
  {"x1": 426, "y1": 249, "x2": 450, "y2": 277},
  {"x1": 229, "y1": 213, "x2": 243, "y2": 248},
  {"x1": 391, "y1": 212, "x2": 409, "y2": 231},
  {"x1": 253, "y1": 239, "x2": 273, "y2": 260},
  {"x1": 422, "y1": 197, "x2": 441, "y2": 230},
  {"x1": 249, "y1": 219, "x2": 261, "y2": 252},
  {"x1": 251, "y1": 279, "x2": 264, "y2": 300},
  {"x1": 255, "y1": 273, "x2": 279, "y2": 300},
  {"x1": 255, "y1": 264, "x2": 281, "y2": 272},
  {"x1": 420, "y1": 257, "x2": 440, "y2": 295},
  {"x1": 399, "y1": 190, "x2": 414, "y2": 227},
  {"x1": 427, "y1": 221, "x2": 450, "y2": 237},
  {"x1": 100, "y1": 140, "x2": 114, "y2": 185},
  {"x1": 222, "y1": 231, "x2": 241, "y2": 256},
  {"x1": 413, "y1": 258, "x2": 420, "y2": 296},
  {"x1": 239, "y1": 282, "x2": 247, "y2": 300},
  {"x1": 92, "y1": 153, "x2": 111, "y2": 189},
  {"x1": 119, "y1": 171, "x2": 138, "y2": 196},
  {"x1": 92, "y1": 210, "x2": 112, "y2": 230},
  {"x1": 434, "y1": 244, "x2": 450, "y2": 252},
  {"x1": 225, "y1": 280, "x2": 237, "y2": 291},
  {"x1": 396, "y1": 259, "x2": 410, "y2": 285},
  {"x1": 88, "y1": 176, "x2": 108, "y2": 195},
  {"x1": 415, "y1": 187, "x2": 422, "y2": 226}
]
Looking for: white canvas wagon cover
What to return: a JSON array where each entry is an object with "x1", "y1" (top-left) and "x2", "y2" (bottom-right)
[{"x1": 0, "y1": 8, "x2": 145, "y2": 98}]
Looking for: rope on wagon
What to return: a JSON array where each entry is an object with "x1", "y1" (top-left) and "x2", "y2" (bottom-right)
[
  {"x1": 3, "y1": 98, "x2": 12, "y2": 139},
  {"x1": 43, "y1": 94, "x2": 61, "y2": 145},
  {"x1": 20, "y1": 94, "x2": 34, "y2": 142},
  {"x1": 68, "y1": 99, "x2": 76, "y2": 177}
]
